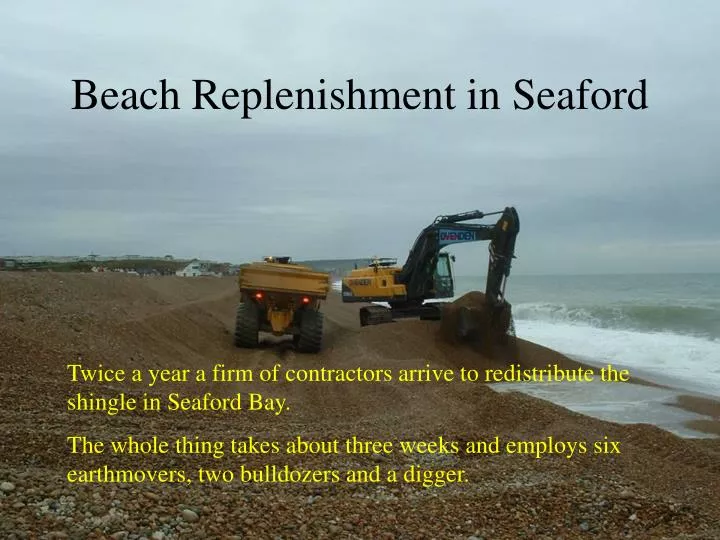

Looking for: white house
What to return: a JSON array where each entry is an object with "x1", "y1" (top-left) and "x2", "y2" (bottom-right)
[
  {"x1": 176, "y1": 259, "x2": 221, "y2": 277},
  {"x1": 176, "y1": 260, "x2": 204, "y2": 277}
]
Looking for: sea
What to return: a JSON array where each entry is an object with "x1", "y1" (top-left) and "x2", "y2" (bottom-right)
[{"x1": 334, "y1": 274, "x2": 720, "y2": 398}]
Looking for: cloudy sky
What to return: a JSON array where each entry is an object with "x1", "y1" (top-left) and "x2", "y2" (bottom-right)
[{"x1": 1, "y1": 1, "x2": 718, "y2": 274}]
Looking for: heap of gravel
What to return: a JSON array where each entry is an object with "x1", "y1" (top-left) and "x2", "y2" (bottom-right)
[{"x1": 0, "y1": 273, "x2": 718, "y2": 539}]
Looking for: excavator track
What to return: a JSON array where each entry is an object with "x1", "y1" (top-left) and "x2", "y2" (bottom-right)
[
  {"x1": 359, "y1": 306, "x2": 393, "y2": 326},
  {"x1": 359, "y1": 304, "x2": 444, "y2": 326}
]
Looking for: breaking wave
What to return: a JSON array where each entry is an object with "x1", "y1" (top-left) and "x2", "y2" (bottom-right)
[
  {"x1": 514, "y1": 318, "x2": 720, "y2": 396},
  {"x1": 512, "y1": 302, "x2": 720, "y2": 341}
]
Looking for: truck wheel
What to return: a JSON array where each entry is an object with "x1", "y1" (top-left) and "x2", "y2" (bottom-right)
[
  {"x1": 296, "y1": 309, "x2": 323, "y2": 353},
  {"x1": 234, "y1": 301, "x2": 259, "y2": 348}
]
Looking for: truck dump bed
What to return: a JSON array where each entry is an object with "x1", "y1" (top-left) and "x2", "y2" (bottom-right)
[{"x1": 238, "y1": 261, "x2": 331, "y2": 298}]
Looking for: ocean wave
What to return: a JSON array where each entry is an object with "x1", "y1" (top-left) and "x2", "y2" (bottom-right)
[
  {"x1": 512, "y1": 302, "x2": 720, "y2": 340},
  {"x1": 515, "y1": 320, "x2": 720, "y2": 396}
]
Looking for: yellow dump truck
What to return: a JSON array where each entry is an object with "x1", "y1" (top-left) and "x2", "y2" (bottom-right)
[{"x1": 234, "y1": 256, "x2": 331, "y2": 353}]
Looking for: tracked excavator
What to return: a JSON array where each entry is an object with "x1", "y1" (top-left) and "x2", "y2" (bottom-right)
[{"x1": 341, "y1": 207, "x2": 519, "y2": 338}]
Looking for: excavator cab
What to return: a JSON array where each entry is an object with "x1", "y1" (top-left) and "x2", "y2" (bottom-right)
[{"x1": 431, "y1": 252, "x2": 455, "y2": 298}]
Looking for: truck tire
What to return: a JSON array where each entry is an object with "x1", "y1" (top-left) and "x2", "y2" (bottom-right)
[
  {"x1": 234, "y1": 301, "x2": 259, "y2": 348},
  {"x1": 296, "y1": 309, "x2": 323, "y2": 353}
]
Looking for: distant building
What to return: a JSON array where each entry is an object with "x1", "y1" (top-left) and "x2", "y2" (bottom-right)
[
  {"x1": 176, "y1": 259, "x2": 220, "y2": 277},
  {"x1": 177, "y1": 260, "x2": 202, "y2": 277}
]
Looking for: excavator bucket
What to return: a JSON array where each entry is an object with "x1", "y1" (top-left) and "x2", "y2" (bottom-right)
[
  {"x1": 455, "y1": 304, "x2": 513, "y2": 341},
  {"x1": 440, "y1": 292, "x2": 514, "y2": 354}
]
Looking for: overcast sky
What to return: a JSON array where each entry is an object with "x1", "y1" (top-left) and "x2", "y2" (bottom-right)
[{"x1": 1, "y1": 1, "x2": 718, "y2": 274}]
